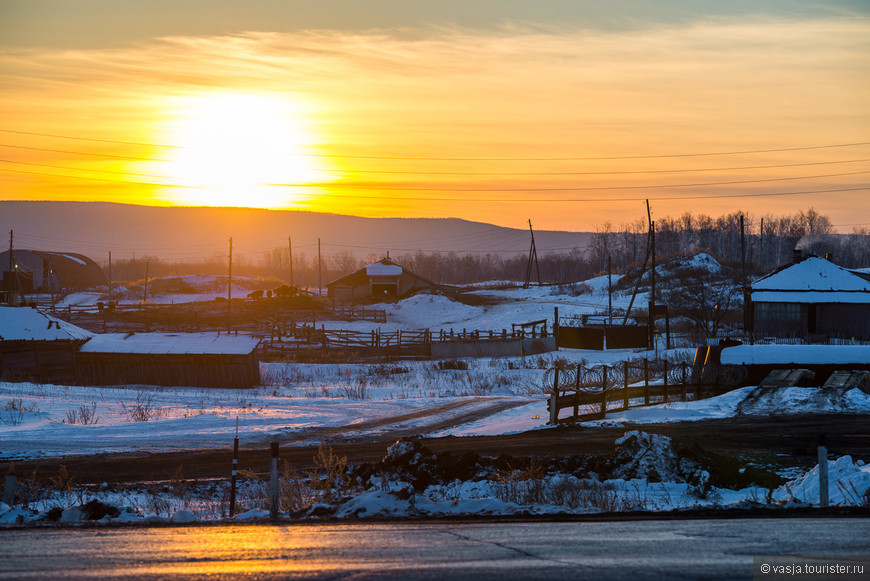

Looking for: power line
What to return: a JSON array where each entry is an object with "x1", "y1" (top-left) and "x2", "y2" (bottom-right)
[
  {"x1": 2, "y1": 128, "x2": 869, "y2": 160},
  {"x1": 4, "y1": 163, "x2": 867, "y2": 195},
  {"x1": 290, "y1": 170, "x2": 870, "y2": 192}
]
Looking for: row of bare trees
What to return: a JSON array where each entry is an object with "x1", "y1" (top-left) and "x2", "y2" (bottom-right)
[{"x1": 110, "y1": 208, "x2": 868, "y2": 287}]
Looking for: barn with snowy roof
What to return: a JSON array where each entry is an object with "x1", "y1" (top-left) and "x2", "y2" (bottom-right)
[
  {"x1": 1, "y1": 249, "x2": 107, "y2": 296},
  {"x1": 326, "y1": 257, "x2": 440, "y2": 301},
  {"x1": 77, "y1": 332, "x2": 262, "y2": 389},
  {"x1": 0, "y1": 306, "x2": 94, "y2": 383},
  {"x1": 747, "y1": 255, "x2": 870, "y2": 341}
]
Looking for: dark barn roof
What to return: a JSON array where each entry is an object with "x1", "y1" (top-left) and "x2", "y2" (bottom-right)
[{"x1": 1, "y1": 249, "x2": 107, "y2": 289}]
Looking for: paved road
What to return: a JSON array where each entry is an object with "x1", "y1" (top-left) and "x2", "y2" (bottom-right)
[{"x1": 1, "y1": 518, "x2": 868, "y2": 580}]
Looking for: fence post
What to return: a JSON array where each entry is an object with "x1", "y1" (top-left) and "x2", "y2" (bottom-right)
[
  {"x1": 623, "y1": 362, "x2": 629, "y2": 411},
  {"x1": 229, "y1": 418, "x2": 239, "y2": 518},
  {"x1": 681, "y1": 362, "x2": 688, "y2": 402},
  {"x1": 549, "y1": 367, "x2": 560, "y2": 424},
  {"x1": 573, "y1": 367, "x2": 581, "y2": 419},
  {"x1": 662, "y1": 360, "x2": 669, "y2": 403},
  {"x1": 602, "y1": 366, "x2": 608, "y2": 418},
  {"x1": 643, "y1": 358, "x2": 650, "y2": 406},
  {"x1": 269, "y1": 441, "x2": 280, "y2": 521}
]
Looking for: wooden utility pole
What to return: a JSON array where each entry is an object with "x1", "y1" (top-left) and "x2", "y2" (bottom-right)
[
  {"x1": 317, "y1": 237, "x2": 322, "y2": 297},
  {"x1": 108, "y1": 251, "x2": 113, "y2": 301},
  {"x1": 227, "y1": 237, "x2": 233, "y2": 331},
  {"x1": 740, "y1": 214, "x2": 746, "y2": 283},
  {"x1": 143, "y1": 261, "x2": 149, "y2": 306},
  {"x1": 759, "y1": 217, "x2": 764, "y2": 272},
  {"x1": 7, "y1": 230, "x2": 23, "y2": 306},
  {"x1": 607, "y1": 255, "x2": 613, "y2": 324},
  {"x1": 524, "y1": 219, "x2": 541, "y2": 288},
  {"x1": 287, "y1": 236, "x2": 293, "y2": 286}
]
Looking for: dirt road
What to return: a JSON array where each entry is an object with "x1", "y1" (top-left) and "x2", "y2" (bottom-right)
[{"x1": 9, "y1": 412, "x2": 869, "y2": 485}]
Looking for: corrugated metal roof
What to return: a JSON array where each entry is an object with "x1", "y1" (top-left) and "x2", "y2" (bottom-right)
[
  {"x1": 80, "y1": 332, "x2": 260, "y2": 355},
  {"x1": 0, "y1": 306, "x2": 94, "y2": 341}
]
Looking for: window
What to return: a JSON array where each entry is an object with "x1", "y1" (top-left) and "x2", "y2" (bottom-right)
[{"x1": 756, "y1": 302, "x2": 801, "y2": 322}]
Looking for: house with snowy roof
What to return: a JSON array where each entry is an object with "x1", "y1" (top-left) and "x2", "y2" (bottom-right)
[
  {"x1": 0, "y1": 306, "x2": 94, "y2": 383},
  {"x1": 746, "y1": 255, "x2": 870, "y2": 341},
  {"x1": 326, "y1": 257, "x2": 440, "y2": 301}
]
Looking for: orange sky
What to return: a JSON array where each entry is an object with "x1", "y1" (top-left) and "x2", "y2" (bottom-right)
[{"x1": 1, "y1": 1, "x2": 869, "y2": 232}]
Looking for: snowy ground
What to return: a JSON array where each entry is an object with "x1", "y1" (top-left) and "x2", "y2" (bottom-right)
[{"x1": 3, "y1": 266, "x2": 870, "y2": 524}]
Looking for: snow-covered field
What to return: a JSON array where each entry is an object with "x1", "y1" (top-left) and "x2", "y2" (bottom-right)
[{"x1": 3, "y1": 269, "x2": 870, "y2": 524}]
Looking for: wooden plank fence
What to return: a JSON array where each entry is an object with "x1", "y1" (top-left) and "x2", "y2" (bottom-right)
[{"x1": 546, "y1": 359, "x2": 713, "y2": 424}]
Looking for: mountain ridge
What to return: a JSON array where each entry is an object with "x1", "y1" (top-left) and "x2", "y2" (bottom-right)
[{"x1": 0, "y1": 201, "x2": 593, "y2": 262}]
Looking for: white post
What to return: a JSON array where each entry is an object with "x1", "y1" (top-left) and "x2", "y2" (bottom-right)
[
  {"x1": 269, "y1": 441, "x2": 280, "y2": 520},
  {"x1": 818, "y1": 435, "x2": 829, "y2": 508}
]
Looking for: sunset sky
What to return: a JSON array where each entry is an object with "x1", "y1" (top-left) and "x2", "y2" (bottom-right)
[{"x1": 1, "y1": 0, "x2": 868, "y2": 232}]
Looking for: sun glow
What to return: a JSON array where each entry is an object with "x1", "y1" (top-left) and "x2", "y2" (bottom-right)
[{"x1": 151, "y1": 93, "x2": 331, "y2": 208}]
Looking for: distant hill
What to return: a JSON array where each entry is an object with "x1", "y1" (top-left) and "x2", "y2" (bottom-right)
[{"x1": 0, "y1": 201, "x2": 593, "y2": 263}]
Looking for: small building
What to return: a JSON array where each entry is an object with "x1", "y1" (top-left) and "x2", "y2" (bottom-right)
[
  {"x1": 747, "y1": 255, "x2": 870, "y2": 341},
  {"x1": 1, "y1": 249, "x2": 107, "y2": 295},
  {"x1": 0, "y1": 306, "x2": 94, "y2": 383},
  {"x1": 77, "y1": 332, "x2": 261, "y2": 389},
  {"x1": 326, "y1": 258, "x2": 440, "y2": 301}
]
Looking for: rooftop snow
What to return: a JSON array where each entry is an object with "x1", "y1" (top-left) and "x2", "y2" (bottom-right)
[
  {"x1": 720, "y1": 344, "x2": 870, "y2": 365},
  {"x1": 0, "y1": 306, "x2": 94, "y2": 341},
  {"x1": 79, "y1": 332, "x2": 260, "y2": 355},
  {"x1": 752, "y1": 257, "x2": 870, "y2": 293},
  {"x1": 751, "y1": 290, "x2": 870, "y2": 304},
  {"x1": 366, "y1": 263, "x2": 403, "y2": 276}
]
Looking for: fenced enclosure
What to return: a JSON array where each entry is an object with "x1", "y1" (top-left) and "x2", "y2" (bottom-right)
[{"x1": 546, "y1": 359, "x2": 715, "y2": 424}]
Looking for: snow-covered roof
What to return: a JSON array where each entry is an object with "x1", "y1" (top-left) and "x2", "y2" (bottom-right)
[
  {"x1": 366, "y1": 262, "x2": 403, "y2": 276},
  {"x1": 750, "y1": 256, "x2": 870, "y2": 304},
  {"x1": 752, "y1": 256, "x2": 870, "y2": 292},
  {"x1": 80, "y1": 332, "x2": 260, "y2": 355},
  {"x1": 720, "y1": 344, "x2": 870, "y2": 365},
  {"x1": 0, "y1": 306, "x2": 94, "y2": 341}
]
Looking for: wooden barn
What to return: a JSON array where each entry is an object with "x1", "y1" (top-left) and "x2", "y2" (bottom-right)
[
  {"x1": 747, "y1": 255, "x2": 870, "y2": 341},
  {"x1": 0, "y1": 306, "x2": 93, "y2": 383},
  {"x1": 326, "y1": 258, "x2": 440, "y2": 301},
  {"x1": 1, "y1": 249, "x2": 106, "y2": 296},
  {"x1": 77, "y1": 332, "x2": 261, "y2": 389}
]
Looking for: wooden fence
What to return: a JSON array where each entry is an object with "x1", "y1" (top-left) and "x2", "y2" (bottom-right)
[{"x1": 546, "y1": 359, "x2": 715, "y2": 424}]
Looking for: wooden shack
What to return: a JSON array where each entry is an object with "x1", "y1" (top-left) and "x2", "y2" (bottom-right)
[
  {"x1": 0, "y1": 306, "x2": 93, "y2": 383},
  {"x1": 747, "y1": 255, "x2": 870, "y2": 341},
  {"x1": 326, "y1": 258, "x2": 440, "y2": 301},
  {"x1": 78, "y1": 332, "x2": 261, "y2": 389}
]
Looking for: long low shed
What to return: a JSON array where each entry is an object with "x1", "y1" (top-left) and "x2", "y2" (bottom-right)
[{"x1": 78, "y1": 332, "x2": 261, "y2": 388}]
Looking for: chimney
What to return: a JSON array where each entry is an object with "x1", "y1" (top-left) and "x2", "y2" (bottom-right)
[{"x1": 793, "y1": 248, "x2": 802, "y2": 262}]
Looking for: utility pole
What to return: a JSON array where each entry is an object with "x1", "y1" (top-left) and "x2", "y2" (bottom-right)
[
  {"x1": 287, "y1": 236, "x2": 293, "y2": 286},
  {"x1": 143, "y1": 260, "x2": 149, "y2": 306},
  {"x1": 607, "y1": 255, "x2": 613, "y2": 324},
  {"x1": 108, "y1": 251, "x2": 113, "y2": 302},
  {"x1": 227, "y1": 237, "x2": 233, "y2": 332},
  {"x1": 740, "y1": 214, "x2": 746, "y2": 283},
  {"x1": 524, "y1": 219, "x2": 541, "y2": 288},
  {"x1": 7, "y1": 230, "x2": 23, "y2": 306},
  {"x1": 317, "y1": 238, "x2": 322, "y2": 297},
  {"x1": 759, "y1": 217, "x2": 764, "y2": 272}
]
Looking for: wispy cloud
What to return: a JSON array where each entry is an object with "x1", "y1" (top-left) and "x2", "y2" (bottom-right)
[{"x1": 1, "y1": 15, "x2": 868, "y2": 228}]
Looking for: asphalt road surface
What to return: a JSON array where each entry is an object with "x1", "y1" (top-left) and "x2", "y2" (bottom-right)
[{"x1": 1, "y1": 518, "x2": 869, "y2": 580}]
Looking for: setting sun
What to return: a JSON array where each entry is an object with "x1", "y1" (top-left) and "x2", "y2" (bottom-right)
[{"x1": 148, "y1": 93, "x2": 331, "y2": 208}]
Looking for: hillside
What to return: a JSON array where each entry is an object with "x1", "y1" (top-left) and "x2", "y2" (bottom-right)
[{"x1": 0, "y1": 201, "x2": 592, "y2": 262}]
